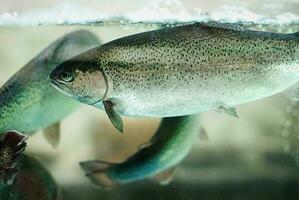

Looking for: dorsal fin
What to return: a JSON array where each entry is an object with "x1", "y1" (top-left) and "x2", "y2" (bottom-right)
[{"x1": 196, "y1": 22, "x2": 245, "y2": 31}]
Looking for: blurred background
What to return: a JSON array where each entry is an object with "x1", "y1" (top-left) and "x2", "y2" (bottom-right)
[{"x1": 1, "y1": 0, "x2": 299, "y2": 199}]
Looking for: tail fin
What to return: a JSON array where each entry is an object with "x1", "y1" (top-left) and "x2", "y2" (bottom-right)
[
  {"x1": 0, "y1": 130, "x2": 28, "y2": 185},
  {"x1": 79, "y1": 160, "x2": 119, "y2": 189}
]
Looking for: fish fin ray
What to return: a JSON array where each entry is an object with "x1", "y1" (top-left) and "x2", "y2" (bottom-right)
[
  {"x1": 43, "y1": 122, "x2": 60, "y2": 148},
  {"x1": 2, "y1": 130, "x2": 28, "y2": 148},
  {"x1": 103, "y1": 100, "x2": 124, "y2": 133}
]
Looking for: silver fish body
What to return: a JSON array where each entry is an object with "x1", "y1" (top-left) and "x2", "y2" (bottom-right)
[
  {"x1": 51, "y1": 23, "x2": 299, "y2": 118},
  {"x1": 0, "y1": 30, "x2": 100, "y2": 134}
]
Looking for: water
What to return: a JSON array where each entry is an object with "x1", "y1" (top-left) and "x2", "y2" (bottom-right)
[
  {"x1": 1, "y1": 0, "x2": 299, "y2": 199},
  {"x1": 1, "y1": 0, "x2": 299, "y2": 25}
]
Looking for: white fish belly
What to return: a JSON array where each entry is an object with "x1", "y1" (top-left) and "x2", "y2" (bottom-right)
[{"x1": 113, "y1": 63, "x2": 299, "y2": 117}]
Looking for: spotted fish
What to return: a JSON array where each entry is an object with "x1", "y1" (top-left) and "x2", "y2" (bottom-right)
[
  {"x1": 0, "y1": 131, "x2": 59, "y2": 200},
  {"x1": 0, "y1": 30, "x2": 100, "y2": 146},
  {"x1": 80, "y1": 115, "x2": 202, "y2": 188},
  {"x1": 0, "y1": 155, "x2": 59, "y2": 200},
  {"x1": 50, "y1": 23, "x2": 299, "y2": 132},
  {"x1": 0, "y1": 131, "x2": 27, "y2": 185}
]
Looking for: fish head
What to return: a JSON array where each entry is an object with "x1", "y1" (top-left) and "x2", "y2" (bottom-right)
[{"x1": 50, "y1": 60, "x2": 107, "y2": 105}]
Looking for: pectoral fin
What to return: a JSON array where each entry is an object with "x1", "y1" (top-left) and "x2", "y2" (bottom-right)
[
  {"x1": 151, "y1": 167, "x2": 177, "y2": 185},
  {"x1": 103, "y1": 100, "x2": 124, "y2": 133},
  {"x1": 216, "y1": 104, "x2": 239, "y2": 118},
  {"x1": 43, "y1": 122, "x2": 60, "y2": 148}
]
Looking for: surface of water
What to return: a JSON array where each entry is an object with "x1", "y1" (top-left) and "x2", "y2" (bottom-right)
[{"x1": 1, "y1": 0, "x2": 299, "y2": 25}]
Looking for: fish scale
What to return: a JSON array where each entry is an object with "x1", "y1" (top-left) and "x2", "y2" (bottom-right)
[
  {"x1": 98, "y1": 23, "x2": 299, "y2": 115},
  {"x1": 51, "y1": 23, "x2": 299, "y2": 132}
]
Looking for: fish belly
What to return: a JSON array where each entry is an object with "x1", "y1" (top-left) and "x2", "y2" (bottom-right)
[{"x1": 113, "y1": 63, "x2": 299, "y2": 117}]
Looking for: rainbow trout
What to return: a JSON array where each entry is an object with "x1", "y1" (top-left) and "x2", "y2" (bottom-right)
[
  {"x1": 0, "y1": 131, "x2": 27, "y2": 185},
  {"x1": 0, "y1": 30, "x2": 100, "y2": 146},
  {"x1": 50, "y1": 23, "x2": 299, "y2": 132},
  {"x1": 0, "y1": 131, "x2": 58, "y2": 199},
  {"x1": 80, "y1": 115, "x2": 201, "y2": 188}
]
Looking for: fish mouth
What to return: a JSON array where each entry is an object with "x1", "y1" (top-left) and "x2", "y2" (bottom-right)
[{"x1": 50, "y1": 79, "x2": 100, "y2": 105}]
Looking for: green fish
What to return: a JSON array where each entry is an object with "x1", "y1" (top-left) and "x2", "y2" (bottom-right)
[
  {"x1": 0, "y1": 30, "x2": 100, "y2": 146},
  {"x1": 80, "y1": 115, "x2": 202, "y2": 188},
  {"x1": 50, "y1": 23, "x2": 299, "y2": 133}
]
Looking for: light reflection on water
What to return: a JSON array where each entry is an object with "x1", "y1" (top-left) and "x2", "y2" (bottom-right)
[{"x1": 1, "y1": 0, "x2": 299, "y2": 25}]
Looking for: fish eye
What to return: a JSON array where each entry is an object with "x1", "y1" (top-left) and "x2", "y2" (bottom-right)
[{"x1": 60, "y1": 70, "x2": 74, "y2": 82}]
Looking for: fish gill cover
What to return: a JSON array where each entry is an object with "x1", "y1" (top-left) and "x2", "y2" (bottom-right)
[{"x1": 0, "y1": 0, "x2": 299, "y2": 26}]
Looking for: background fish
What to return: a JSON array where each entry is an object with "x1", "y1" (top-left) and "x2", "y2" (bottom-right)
[
  {"x1": 0, "y1": 155, "x2": 59, "y2": 200},
  {"x1": 80, "y1": 115, "x2": 201, "y2": 188},
  {"x1": 50, "y1": 23, "x2": 299, "y2": 132},
  {"x1": 0, "y1": 30, "x2": 101, "y2": 146},
  {"x1": 0, "y1": 131, "x2": 27, "y2": 185}
]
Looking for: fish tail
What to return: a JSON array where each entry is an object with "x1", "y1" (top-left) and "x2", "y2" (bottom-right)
[
  {"x1": 79, "y1": 160, "x2": 119, "y2": 189},
  {"x1": 0, "y1": 130, "x2": 28, "y2": 185}
]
